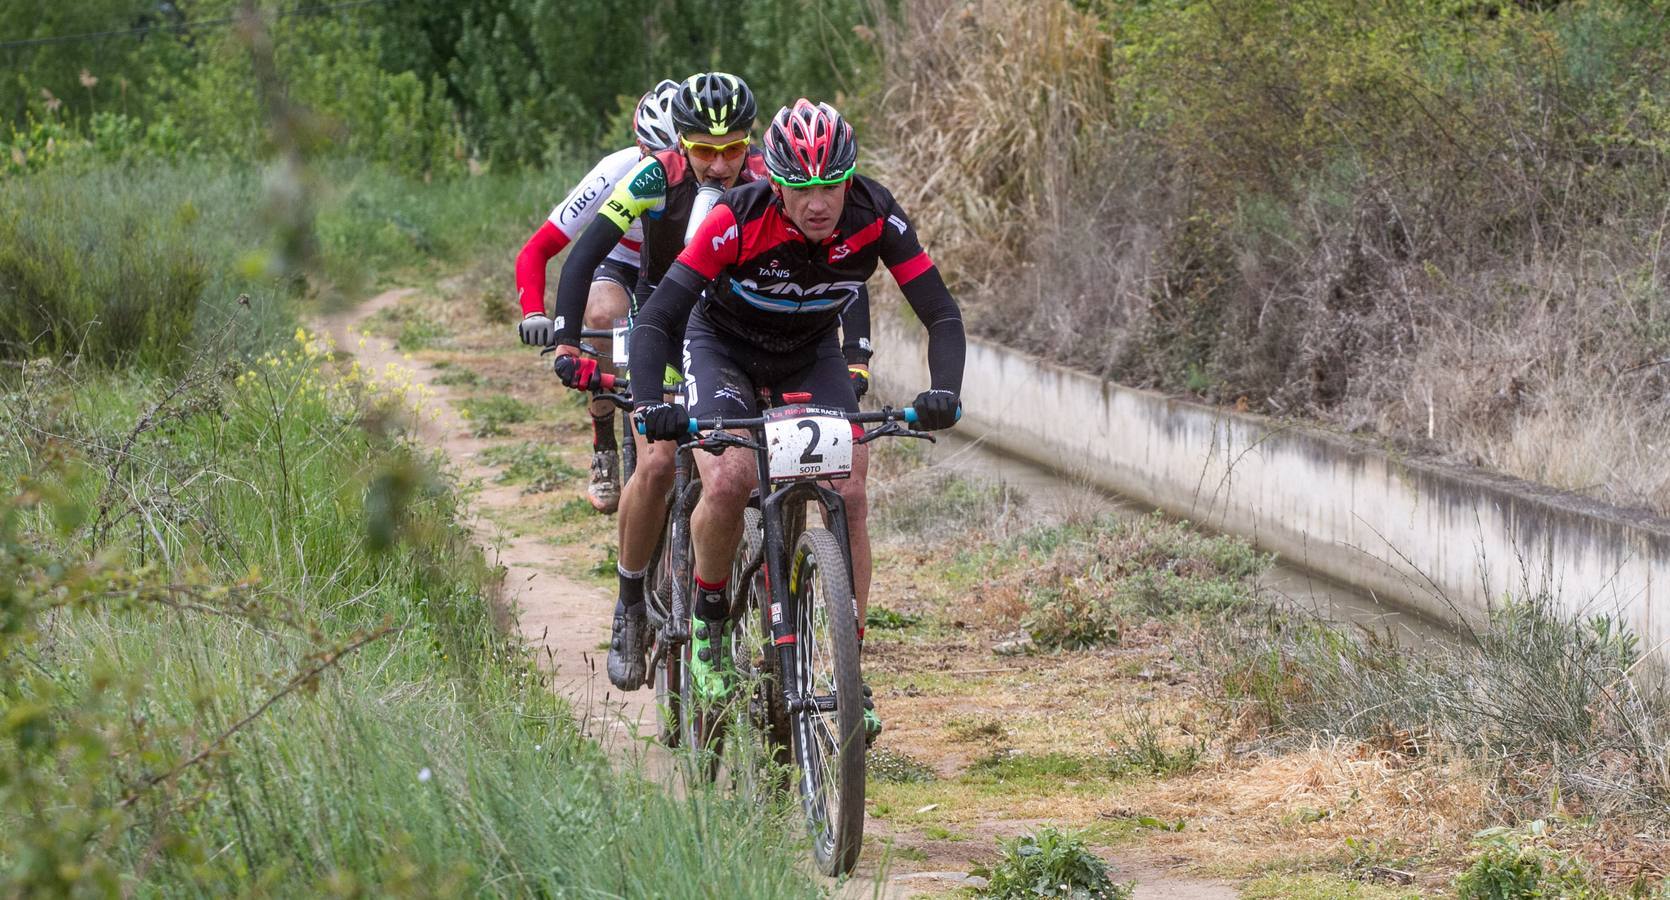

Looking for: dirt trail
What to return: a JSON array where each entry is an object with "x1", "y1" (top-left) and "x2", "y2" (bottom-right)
[
  {"x1": 323, "y1": 288, "x2": 1238, "y2": 900},
  {"x1": 320, "y1": 289, "x2": 658, "y2": 756}
]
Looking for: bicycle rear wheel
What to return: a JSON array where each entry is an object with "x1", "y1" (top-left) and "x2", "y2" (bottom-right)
[{"x1": 788, "y1": 526, "x2": 865, "y2": 877}]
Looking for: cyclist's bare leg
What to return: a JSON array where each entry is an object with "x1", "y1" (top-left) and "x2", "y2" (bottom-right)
[
  {"x1": 582, "y1": 280, "x2": 628, "y2": 420},
  {"x1": 689, "y1": 436, "x2": 755, "y2": 586},
  {"x1": 828, "y1": 442, "x2": 871, "y2": 622},
  {"x1": 617, "y1": 429, "x2": 674, "y2": 571}
]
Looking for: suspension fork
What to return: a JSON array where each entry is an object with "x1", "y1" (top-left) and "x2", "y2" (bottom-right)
[{"x1": 766, "y1": 478, "x2": 851, "y2": 710}]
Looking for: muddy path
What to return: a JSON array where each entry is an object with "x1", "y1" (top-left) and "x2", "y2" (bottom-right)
[{"x1": 320, "y1": 285, "x2": 1259, "y2": 899}]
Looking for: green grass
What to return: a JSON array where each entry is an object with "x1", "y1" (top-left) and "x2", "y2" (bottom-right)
[
  {"x1": 461, "y1": 395, "x2": 533, "y2": 437},
  {"x1": 1241, "y1": 874, "x2": 1425, "y2": 899},
  {"x1": 478, "y1": 441, "x2": 583, "y2": 491}
]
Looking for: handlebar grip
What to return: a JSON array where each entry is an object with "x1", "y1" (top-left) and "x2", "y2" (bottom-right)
[
  {"x1": 599, "y1": 372, "x2": 617, "y2": 390},
  {"x1": 630, "y1": 417, "x2": 700, "y2": 436},
  {"x1": 898, "y1": 405, "x2": 962, "y2": 425}
]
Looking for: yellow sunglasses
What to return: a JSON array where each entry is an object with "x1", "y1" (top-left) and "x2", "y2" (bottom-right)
[{"x1": 681, "y1": 135, "x2": 751, "y2": 162}]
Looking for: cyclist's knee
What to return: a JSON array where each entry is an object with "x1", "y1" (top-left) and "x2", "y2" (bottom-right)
[
  {"x1": 836, "y1": 475, "x2": 869, "y2": 521},
  {"x1": 701, "y1": 460, "x2": 755, "y2": 511},
  {"x1": 584, "y1": 282, "x2": 627, "y2": 328},
  {"x1": 582, "y1": 304, "x2": 615, "y2": 330}
]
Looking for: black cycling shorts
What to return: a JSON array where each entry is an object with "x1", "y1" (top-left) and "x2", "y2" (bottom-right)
[
  {"x1": 681, "y1": 308, "x2": 857, "y2": 419},
  {"x1": 592, "y1": 257, "x2": 638, "y2": 294}
]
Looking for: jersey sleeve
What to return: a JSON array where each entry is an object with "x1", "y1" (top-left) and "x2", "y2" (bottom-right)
[
  {"x1": 677, "y1": 202, "x2": 742, "y2": 281},
  {"x1": 875, "y1": 189, "x2": 935, "y2": 286},
  {"x1": 599, "y1": 155, "x2": 669, "y2": 232},
  {"x1": 547, "y1": 147, "x2": 637, "y2": 240}
]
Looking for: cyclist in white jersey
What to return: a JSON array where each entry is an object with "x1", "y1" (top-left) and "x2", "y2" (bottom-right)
[{"x1": 514, "y1": 80, "x2": 679, "y2": 513}]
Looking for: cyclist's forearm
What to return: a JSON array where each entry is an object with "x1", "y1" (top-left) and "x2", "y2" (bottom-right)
[
  {"x1": 627, "y1": 265, "x2": 702, "y2": 397},
  {"x1": 842, "y1": 284, "x2": 873, "y2": 364},
  {"x1": 552, "y1": 218, "x2": 625, "y2": 345},
  {"x1": 515, "y1": 222, "x2": 569, "y2": 317},
  {"x1": 900, "y1": 267, "x2": 966, "y2": 392}
]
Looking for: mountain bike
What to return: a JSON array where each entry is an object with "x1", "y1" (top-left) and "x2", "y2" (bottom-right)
[
  {"x1": 643, "y1": 398, "x2": 937, "y2": 876},
  {"x1": 569, "y1": 369, "x2": 688, "y2": 746}
]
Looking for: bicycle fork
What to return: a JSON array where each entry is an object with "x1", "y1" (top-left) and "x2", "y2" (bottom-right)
[{"x1": 761, "y1": 479, "x2": 854, "y2": 715}]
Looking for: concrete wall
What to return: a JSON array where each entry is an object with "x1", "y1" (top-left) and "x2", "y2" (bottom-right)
[{"x1": 873, "y1": 316, "x2": 1670, "y2": 650}]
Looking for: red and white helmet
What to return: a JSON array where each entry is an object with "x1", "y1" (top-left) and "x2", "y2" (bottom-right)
[
  {"x1": 634, "y1": 79, "x2": 680, "y2": 152},
  {"x1": 763, "y1": 99, "x2": 857, "y2": 186}
]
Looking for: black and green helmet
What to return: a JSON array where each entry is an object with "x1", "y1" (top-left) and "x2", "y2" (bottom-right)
[{"x1": 670, "y1": 72, "x2": 757, "y2": 137}]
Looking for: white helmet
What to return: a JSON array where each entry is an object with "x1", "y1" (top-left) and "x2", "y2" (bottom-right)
[{"x1": 634, "y1": 79, "x2": 680, "y2": 152}]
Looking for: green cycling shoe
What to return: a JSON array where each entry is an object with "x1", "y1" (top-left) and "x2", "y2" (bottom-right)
[
  {"x1": 862, "y1": 684, "x2": 882, "y2": 746},
  {"x1": 688, "y1": 616, "x2": 733, "y2": 704}
]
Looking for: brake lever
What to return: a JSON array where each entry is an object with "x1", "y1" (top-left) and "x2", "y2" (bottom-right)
[
  {"x1": 688, "y1": 432, "x2": 762, "y2": 454},
  {"x1": 856, "y1": 422, "x2": 938, "y2": 445},
  {"x1": 593, "y1": 391, "x2": 634, "y2": 409}
]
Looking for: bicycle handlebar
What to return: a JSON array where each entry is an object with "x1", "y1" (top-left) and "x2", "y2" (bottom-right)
[{"x1": 636, "y1": 405, "x2": 958, "y2": 436}]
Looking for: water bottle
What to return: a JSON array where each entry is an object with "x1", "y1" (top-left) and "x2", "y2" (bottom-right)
[{"x1": 684, "y1": 179, "x2": 724, "y2": 245}]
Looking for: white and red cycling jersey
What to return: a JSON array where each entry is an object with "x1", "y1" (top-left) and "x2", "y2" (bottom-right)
[{"x1": 515, "y1": 146, "x2": 648, "y2": 316}]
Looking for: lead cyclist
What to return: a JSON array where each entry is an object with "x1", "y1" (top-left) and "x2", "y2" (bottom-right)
[
  {"x1": 513, "y1": 79, "x2": 681, "y2": 514},
  {"x1": 629, "y1": 99, "x2": 966, "y2": 740}
]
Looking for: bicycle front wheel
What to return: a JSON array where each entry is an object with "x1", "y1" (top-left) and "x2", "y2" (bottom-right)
[{"x1": 788, "y1": 526, "x2": 865, "y2": 877}]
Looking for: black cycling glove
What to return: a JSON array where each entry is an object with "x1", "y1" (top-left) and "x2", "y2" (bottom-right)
[
  {"x1": 637, "y1": 402, "x2": 690, "y2": 443},
  {"x1": 553, "y1": 354, "x2": 603, "y2": 391},
  {"x1": 911, "y1": 389, "x2": 961, "y2": 431}
]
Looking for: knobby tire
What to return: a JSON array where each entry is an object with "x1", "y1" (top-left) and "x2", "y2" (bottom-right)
[{"x1": 789, "y1": 526, "x2": 865, "y2": 877}]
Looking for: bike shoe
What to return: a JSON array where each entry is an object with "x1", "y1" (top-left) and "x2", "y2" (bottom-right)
[
  {"x1": 605, "y1": 605, "x2": 648, "y2": 690},
  {"x1": 862, "y1": 684, "x2": 882, "y2": 746},
  {"x1": 587, "y1": 449, "x2": 621, "y2": 514},
  {"x1": 689, "y1": 616, "x2": 733, "y2": 704}
]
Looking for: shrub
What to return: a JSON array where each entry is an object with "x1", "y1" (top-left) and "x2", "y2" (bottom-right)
[
  {"x1": 976, "y1": 827, "x2": 1133, "y2": 900},
  {"x1": 0, "y1": 173, "x2": 206, "y2": 368},
  {"x1": 1455, "y1": 831, "x2": 1606, "y2": 900}
]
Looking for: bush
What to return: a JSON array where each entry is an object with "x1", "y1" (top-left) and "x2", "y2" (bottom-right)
[
  {"x1": 0, "y1": 172, "x2": 207, "y2": 368},
  {"x1": 976, "y1": 827, "x2": 1133, "y2": 900},
  {"x1": 1455, "y1": 831, "x2": 1606, "y2": 900}
]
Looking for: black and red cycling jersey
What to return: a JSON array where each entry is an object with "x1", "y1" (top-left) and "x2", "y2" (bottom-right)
[{"x1": 629, "y1": 175, "x2": 964, "y2": 395}]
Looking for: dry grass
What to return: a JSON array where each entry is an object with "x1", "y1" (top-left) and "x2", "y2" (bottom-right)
[
  {"x1": 1126, "y1": 740, "x2": 1490, "y2": 878},
  {"x1": 864, "y1": 0, "x2": 1670, "y2": 514}
]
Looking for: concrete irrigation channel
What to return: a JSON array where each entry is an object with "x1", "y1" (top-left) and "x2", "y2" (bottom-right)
[{"x1": 872, "y1": 315, "x2": 1670, "y2": 656}]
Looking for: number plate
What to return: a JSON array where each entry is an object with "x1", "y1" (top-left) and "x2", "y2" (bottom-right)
[
  {"x1": 611, "y1": 319, "x2": 630, "y2": 365},
  {"x1": 764, "y1": 404, "x2": 852, "y2": 482}
]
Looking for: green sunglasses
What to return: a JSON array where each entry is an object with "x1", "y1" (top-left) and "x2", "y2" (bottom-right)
[{"x1": 770, "y1": 165, "x2": 856, "y2": 188}]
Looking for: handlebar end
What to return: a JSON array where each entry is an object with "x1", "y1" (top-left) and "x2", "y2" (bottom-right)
[
  {"x1": 686, "y1": 418, "x2": 699, "y2": 435},
  {"x1": 902, "y1": 407, "x2": 918, "y2": 425}
]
